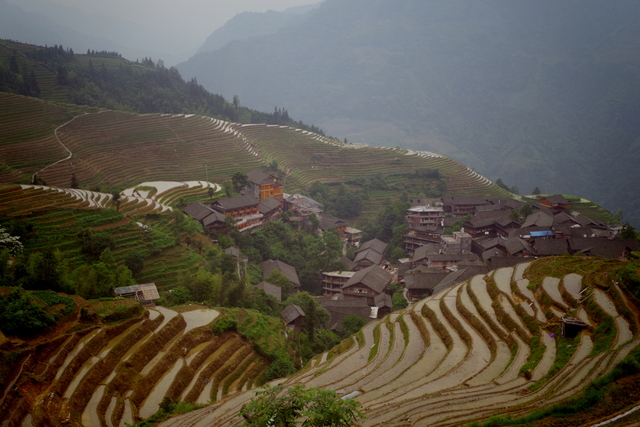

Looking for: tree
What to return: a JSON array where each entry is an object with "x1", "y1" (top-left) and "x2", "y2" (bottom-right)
[
  {"x1": 208, "y1": 186, "x2": 214, "y2": 199},
  {"x1": 241, "y1": 384, "x2": 364, "y2": 427},
  {"x1": 112, "y1": 191, "x2": 121, "y2": 212},
  {"x1": 124, "y1": 250, "x2": 145, "y2": 277},
  {"x1": 392, "y1": 292, "x2": 408, "y2": 311},
  {"x1": 233, "y1": 95, "x2": 240, "y2": 109},
  {"x1": 266, "y1": 269, "x2": 294, "y2": 300},
  {"x1": 532, "y1": 186, "x2": 541, "y2": 195},
  {"x1": 70, "y1": 172, "x2": 79, "y2": 189},
  {"x1": 232, "y1": 171, "x2": 249, "y2": 193}
]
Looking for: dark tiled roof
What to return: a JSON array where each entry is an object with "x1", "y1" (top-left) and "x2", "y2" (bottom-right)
[
  {"x1": 412, "y1": 244, "x2": 439, "y2": 263},
  {"x1": 354, "y1": 249, "x2": 383, "y2": 266},
  {"x1": 534, "y1": 239, "x2": 569, "y2": 256},
  {"x1": 321, "y1": 216, "x2": 347, "y2": 230},
  {"x1": 542, "y1": 195, "x2": 571, "y2": 205},
  {"x1": 487, "y1": 257, "x2": 531, "y2": 270},
  {"x1": 263, "y1": 259, "x2": 300, "y2": 287},
  {"x1": 404, "y1": 272, "x2": 449, "y2": 290},
  {"x1": 482, "y1": 247, "x2": 507, "y2": 260},
  {"x1": 343, "y1": 265, "x2": 393, "y2": 294},
  {"x1": 355, "y1": 238, "x2": 387, "y2": 255},
  {"x1": 255, "y1": 281, "x2": 282, "y2": 301},
  {"x1": 374, "y1": 293, "x2": 392, "y2": 308},
  {"x1": 505, "y1": 237, "x2": 534, "y2": 255},
  {"x1": 213, "y1": 195, "x2": 259, "y2": 211},
  {"x1": 281, "y1": 304, "x2": 305, "y2": 324},
  {"x1": 428, "y1": 253, "x2": 480, "y2": 262},
  {"x1": 183, "y1": 202, "x2": 226, "y2": 226},
  {"x1": 334, "y1": 256, "x2": 357, "y2": 271},
  {"x1": 259, "y1": 197, "x2": 282, "y2": 214},
  {"x1": 522, "y1": 212, "x2": 554, "y2": 228},
  {"x1": 224, "y1": 246, "x2": 240, "y2": 259},
  {"x1": 247, "y1": 169, "x2": 277, "y2": 185},
  {"x1": 443, "y1": 196, "x2": 489, "y2": 206},
  {"x1": 318, "y1": 297, "x2": 371, "y2": 330}
]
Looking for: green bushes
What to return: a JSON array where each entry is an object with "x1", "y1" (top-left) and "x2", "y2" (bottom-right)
[
  {"x1": 0, "y1": 287, "x2": 55, "y2": 336},
  {"x1": 212, "y1": 316, "x2": 238, "y2": 335}
]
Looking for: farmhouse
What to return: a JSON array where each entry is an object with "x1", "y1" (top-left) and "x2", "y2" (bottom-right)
[
  {"x1": 281, "y1": 304, "x2": 305, "y2": 330},
  {"x1": 114, "y1": 283, "x2": 160, "y2": 305},
  {"x1": 244, "y1": 169, "x2": 283, "y2": 201},
  {"x1": 322, "y1": 270, "x2": 356, "y2": 297},
  {"x1": 262, "y1": 259, "x2": 301, "y2": 292},
  {"x1": 255, "y1": 281, "x2": 282, "y2": 302},
  {"x1": 211, "y1": 195, "x2": 263, "y2": 232},
  {"x1": 342, "y1": 265, "x2": 393, "y2": 305},
  {"x1": 183, "y1": 202, "x2": 227, "y2": 233}
]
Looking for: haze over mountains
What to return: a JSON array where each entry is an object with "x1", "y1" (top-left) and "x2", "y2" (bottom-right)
[
  {"x1": 177, "y1": 0, "x2": 640, "y2": 226},
  {"x1": 1, "y1": 0, "x2": 639, "y2": 225}
]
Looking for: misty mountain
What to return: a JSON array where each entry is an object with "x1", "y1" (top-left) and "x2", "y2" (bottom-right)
[
  {"x1": 2, "y1": 0, "x2": 195, "y2": 65},
  {"x1": 197, "y1": 3, "x2": 321, "y2": 54},
  {"x1": 177, "y1": 0, "x2": 640, "y2": 226}
]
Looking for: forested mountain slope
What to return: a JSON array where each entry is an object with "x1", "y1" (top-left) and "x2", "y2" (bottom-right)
[{"x1": 177, "y1": 0, "x2": 640, "y2": 226}]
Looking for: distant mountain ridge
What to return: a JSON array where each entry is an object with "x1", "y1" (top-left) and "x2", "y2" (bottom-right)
[
  {"x1": 197, "y1": 3, "x2": 321, "y2": 54},
  {"x1": 176, "y1": 0, "x2": 640, "y2": 227}
]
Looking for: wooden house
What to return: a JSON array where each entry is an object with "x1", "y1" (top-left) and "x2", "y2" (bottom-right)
[
  {"x1": 245, "y1": 169, "x2": 284, "y2": 201},
  {"x1": 211, "y1": 195, "x2": 263, "y2": 232},
  {"x1": 341, "y1": 265, "x2": 393, "y2": 305},
  {"x1": 281, "y1": 304, "x2": 305, "y2": 330},
  {"x1": 262, "y1": 259, "x2": 301, "y2": 292}
]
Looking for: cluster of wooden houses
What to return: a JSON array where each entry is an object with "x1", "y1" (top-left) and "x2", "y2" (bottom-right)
[{"x1": 184, "y1": 174, "x2": 636, "y2": 333}]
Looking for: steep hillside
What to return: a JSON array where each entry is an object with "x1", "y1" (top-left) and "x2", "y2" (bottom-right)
[
  {"x1": 0, "y1": 92, "x2": 515, "y2": 221},
  {"x1": 159, "y1": 258, "x2": 640, "y2": 427},
  {"x1": 0, "y1": 290, "x2": 284, "y2": 427},
  {"x1": 177, "y1": 0, "x2": 640, "y2": 226}
]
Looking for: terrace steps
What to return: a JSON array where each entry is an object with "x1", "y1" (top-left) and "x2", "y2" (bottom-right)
[
  {"x1": 5, "y1": 306, "x2": 271, "y2": 427},
  {"x1": 158, "y1": 262, "x2": 640, "y2": 427}
]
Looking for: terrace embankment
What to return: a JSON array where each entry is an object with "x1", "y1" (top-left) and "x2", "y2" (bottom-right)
[
  {"x1": 157, "y1": 259, "x2": 640, "y2": 427},
  {"x1": 0, "y1": 301, "x2": 273, "y2": 427}
]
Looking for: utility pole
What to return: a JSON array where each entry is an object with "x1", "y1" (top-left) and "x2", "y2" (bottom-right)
[{"x1": 205, "y1": 164, "x2": 208, "y2": 182}]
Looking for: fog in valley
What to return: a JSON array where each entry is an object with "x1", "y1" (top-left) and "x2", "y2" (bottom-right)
[{"x1": 1, "y1": 0, "x2": 639, "y2": 225}]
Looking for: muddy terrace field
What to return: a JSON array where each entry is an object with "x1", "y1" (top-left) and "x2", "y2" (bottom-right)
[{"x1": 158, "y1": 260, "x2": 640, "y2": 427}]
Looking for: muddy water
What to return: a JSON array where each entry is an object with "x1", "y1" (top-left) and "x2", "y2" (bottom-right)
[
  {"x1": 513, "y1": 262, "x2": 532, "y2": 281},
  {"x1": 494, "y1": 267, "x2": 514, "y2": 295},
  {"x1": 542, "y1": 277, "x2": 568, "y2": 308},
  {"x1": 469, "y1": 275, "x2": 509, "y2": 336},
  {"x1": 500, "y1": 294, "x2": 531, "y2": 337},
  {"x1": 593, "y1": 289, "x2": 619, "y2": 317},
  {"x1": 532, "y1": 332, "x2": 556, "y2": 381},
  {"x1": 139, "y1": 359, "x2": 185, "y2": 418},
  {"x1": 20, "y1": 414, "x2": 33, "y2": 427},
  {"x1": 64, "y1": 356, "x2": 100, "y2": 399},
  {"x1": 182, "y1": 309, "x2": 220, "y2": 333},
  {"x1": 54, "y1": 329, "x2": 101, "y2": 381},
  {"x1": 82, "y1": 384, "x2": 105, "y2": 426},
  {"x1": 563, "y1": 273, "x2": 583, "y2": 299}
]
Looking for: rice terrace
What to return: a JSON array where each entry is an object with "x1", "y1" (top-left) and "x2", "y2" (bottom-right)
[{"x1": 1, "y1": 81, "x2": 640, "y2": 427}]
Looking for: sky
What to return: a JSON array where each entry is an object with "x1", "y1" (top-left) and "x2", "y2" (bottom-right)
[{"x1": 40, "y1": 0, "x2": 319, "y2": 43}]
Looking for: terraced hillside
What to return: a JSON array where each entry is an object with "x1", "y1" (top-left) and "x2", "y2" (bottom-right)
[
  {"x1": 158, "y1": 258, "x2": 640, "y2": 427},
  {"x1": 0, "y1": 302, "x2": 275, "y2": 427},
  {"x1": 0, "y1": 93, "x2": 509, "y2": 201},
  {"x1": 0, "y1": 182, "x2": 219, "y2": 289}
]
